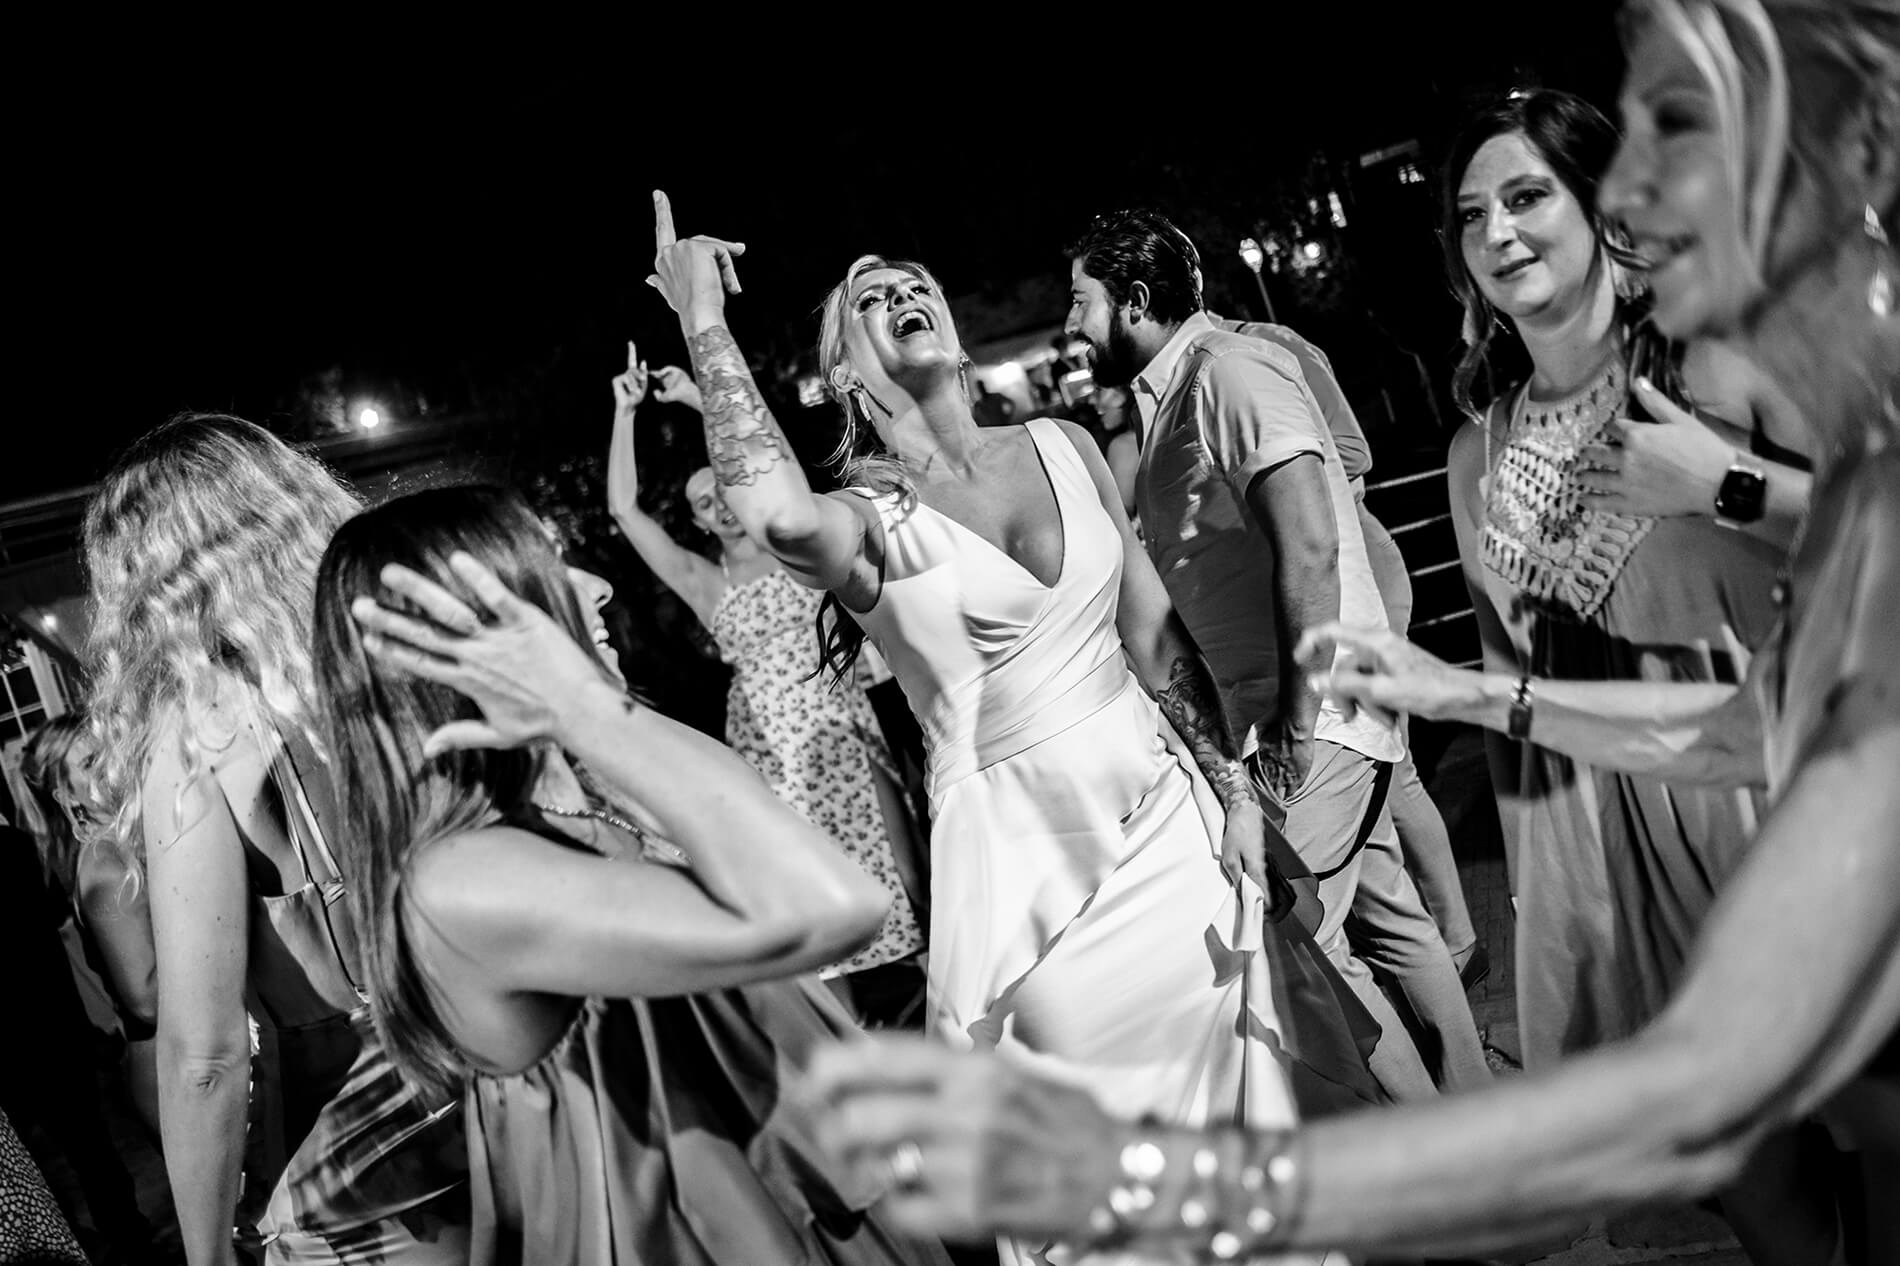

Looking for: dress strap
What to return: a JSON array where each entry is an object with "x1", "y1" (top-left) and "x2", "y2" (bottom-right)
[{"x1": 247, "y1": 696, "x2": 366, "y2": 1002}]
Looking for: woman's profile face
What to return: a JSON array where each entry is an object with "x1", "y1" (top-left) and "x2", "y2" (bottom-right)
[
  {"x1": 1457, "y1": 131, "x2": 1602, "y2": 323},
  {"x1": 839, "y1": 266, "x2": 962, "y2": 398},
  {"x1": 564, "y1": 563, "x2": 623, "y2": 684},
  {"x1": 1601, "y1": 25, "x2": 1756, "y2": 340}
]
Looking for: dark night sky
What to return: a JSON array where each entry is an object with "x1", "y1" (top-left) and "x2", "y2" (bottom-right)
[{"x1": 12, "y1": 9, "x2": 1625, "y2": 502}]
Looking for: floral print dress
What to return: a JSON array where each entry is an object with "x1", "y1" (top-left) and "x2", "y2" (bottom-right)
[{"x1": 711, "y1": 568, "x2": 923, "y2": 976}]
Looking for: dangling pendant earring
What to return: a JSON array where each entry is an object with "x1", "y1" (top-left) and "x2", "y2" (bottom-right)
[{"x1": 1867, "y1": 203, "x2": 1894, "y2": 318}]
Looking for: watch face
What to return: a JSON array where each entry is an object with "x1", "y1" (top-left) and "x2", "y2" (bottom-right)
[{"x1": 1716, "y1": 466, "x2": 1768, "y2": 523}]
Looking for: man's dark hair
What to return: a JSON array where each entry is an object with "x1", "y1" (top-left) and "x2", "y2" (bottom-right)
[{"x1": 1068, "y1": 208, "x2": 1205, "y2": 325}]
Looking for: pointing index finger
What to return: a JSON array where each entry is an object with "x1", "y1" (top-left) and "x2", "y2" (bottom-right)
[{"x1": 653, "y1": 190, "x2": 677, "y2": 249}]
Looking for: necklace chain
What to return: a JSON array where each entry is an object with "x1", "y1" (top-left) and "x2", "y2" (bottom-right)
[
  {"x1": 532, "y1": 800, "x2": 691, "y2": 866},
  {"x1": 533, "y1": 800, "x2": 646, "y2": 839}
]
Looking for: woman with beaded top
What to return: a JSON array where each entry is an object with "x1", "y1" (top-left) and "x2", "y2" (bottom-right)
[
  {"x1": 1442, "y1": 86, "x2": 1802, "y2": 1074},
  {"x1": 319, "y1": 483, "x2": 949, "y2": 1265},
  {"x1": 803, "y1": 1, "x2": 1900, "y2": 1259}
]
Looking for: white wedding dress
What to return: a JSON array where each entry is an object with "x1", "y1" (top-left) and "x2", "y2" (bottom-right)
[{"x1": 849, "y1": 419, "x2": 1341, "y2": 1265}]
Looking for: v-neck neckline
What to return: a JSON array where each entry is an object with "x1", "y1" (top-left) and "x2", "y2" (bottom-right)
[{"x1": 917, "y1": 422, "x2": 1068, "y2": 593}]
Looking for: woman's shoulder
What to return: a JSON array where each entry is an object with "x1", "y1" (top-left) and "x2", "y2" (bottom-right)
[
  {"x1": 402, "y1": 822, "x2": 579, "y2": 927},
  {"x1": 1446, "y1": 406, "x2": 1502, "y2": 489},
  {"x1": 139, "y1": 681, "x2": 272, "y2": 814}
]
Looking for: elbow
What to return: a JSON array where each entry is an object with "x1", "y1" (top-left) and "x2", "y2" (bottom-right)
[
  {"x1": 755, "y1": 504, "x2": 826, "y2": 557},
  {"x1": 158, "y1": 1038, "x2": 249, "y2": 1101},
  {"x1": 806, "y1": 888, "x2": 891, "y2": 962},
  {"x1": 158, "y1": 1020, "x2": 250, "y2": 1100}
]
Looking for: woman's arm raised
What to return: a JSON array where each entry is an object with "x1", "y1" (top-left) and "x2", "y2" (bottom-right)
[
  {"x1": 646, "y1": 191, "x2": 875, "y2": 596},
  {"x1": 603, "y1": 342, "x2": 724, "y2": 623},
  {"x1": 355, "y1": 554, "x2": 891, "y2": 997}
]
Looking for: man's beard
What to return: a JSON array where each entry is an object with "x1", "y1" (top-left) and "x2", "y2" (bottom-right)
[{"x1": 1086, "y1": 317, "x2": 1141, "y2": 388}]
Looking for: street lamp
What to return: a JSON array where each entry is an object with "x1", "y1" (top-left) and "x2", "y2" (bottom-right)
[
  {"x1": 1237, "y1": 238, "x2": 1278, "y2": 324},
  {"x1": 357, "y1": 406, "x2": 383, "y2": 431}
]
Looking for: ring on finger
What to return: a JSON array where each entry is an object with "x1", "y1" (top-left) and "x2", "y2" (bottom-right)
[{"x1": 888, "y1": 1140, "x2": 925, "y2": 1192}]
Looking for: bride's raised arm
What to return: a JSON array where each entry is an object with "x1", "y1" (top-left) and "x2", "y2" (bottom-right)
[{"x1": 646, "y1": 191, "x2": 876, "y2": 596}]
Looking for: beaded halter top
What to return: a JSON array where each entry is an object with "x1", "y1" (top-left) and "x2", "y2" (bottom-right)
[{"x1": 1480, "y1": 356, "x2": 1656, "y2": 622}]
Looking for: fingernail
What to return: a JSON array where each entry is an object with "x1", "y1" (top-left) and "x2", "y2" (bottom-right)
[{"x1": 1634, "y1": 375, "x2": 1653, "y2": 392}]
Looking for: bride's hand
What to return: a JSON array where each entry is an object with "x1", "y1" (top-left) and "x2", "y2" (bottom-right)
[
  {"x1": 352, "y1": 552, "x2": 618, "y2": 757},
  {"x1": 647, "y1": 190, "x2": 747, "y2": 329}
]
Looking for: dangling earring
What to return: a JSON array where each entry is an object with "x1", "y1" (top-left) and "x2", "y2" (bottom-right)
[{"x1": 1866, "y1": 203, "x2": 1894, "y2": 318}]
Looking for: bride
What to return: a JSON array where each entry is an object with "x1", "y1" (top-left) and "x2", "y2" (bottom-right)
[{"x1": 646, "y1": 194, "x2": 1372, "y2": 1264}]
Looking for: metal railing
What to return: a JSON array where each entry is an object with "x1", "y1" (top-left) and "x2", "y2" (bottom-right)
[{"x1": 1363, "y1": 463, "x2": 1479, "y2": 666}]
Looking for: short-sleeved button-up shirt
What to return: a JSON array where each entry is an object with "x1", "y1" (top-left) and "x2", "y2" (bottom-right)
[{"x1": 1132, "y1": 312, "x2": 1402, "y2": 763}]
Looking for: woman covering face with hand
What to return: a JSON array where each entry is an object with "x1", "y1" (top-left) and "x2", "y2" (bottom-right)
[{"x1": 314, "y1": 483, "x2": 948, "y2": 1266}]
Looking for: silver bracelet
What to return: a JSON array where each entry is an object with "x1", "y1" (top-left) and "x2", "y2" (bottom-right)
[{"x1": 1080, "y1": 1123, "x2": 1301, "y2": 1260}]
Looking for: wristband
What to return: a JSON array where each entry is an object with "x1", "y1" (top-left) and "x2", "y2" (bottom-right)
[{"x1": 1507, "y1": 675, "x2": 1535, "y2": 740}]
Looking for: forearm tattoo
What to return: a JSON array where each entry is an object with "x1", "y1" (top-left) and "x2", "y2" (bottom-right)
[
  {"x1": 687, "y1": 326, "x2": 794, "y2": 487},
  {"x1": 1154, "y1": 656, "x2": 1253, "y2": 811}
]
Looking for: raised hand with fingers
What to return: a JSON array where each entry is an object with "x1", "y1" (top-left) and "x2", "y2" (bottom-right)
[
  {"x1": 651, "y1": 365, "x2": 704, "y2": 413},
  {"x1": 648, "y1": 189, "x2": 747, "y2": 330},
  {"x1": 612, "y1": 341, "x2": 650, "y2": 420},
  {"x1": 607, "y1": 343, "x2": 648, "y2": 523},
  {"x1": 1295, "y1": 622, "x2": 1490, "y2": 730},
  {"x1": 352, "y1": 552, "x2": 622, "y2": 758}
]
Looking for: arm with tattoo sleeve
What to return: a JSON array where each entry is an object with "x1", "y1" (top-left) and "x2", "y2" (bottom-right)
[
  {"x1": 647, "y1": 193, "x2": 868, "y2": 592},
  {"x1": 1153, "y1": 652, "x2": 1254, "y2": 815}
]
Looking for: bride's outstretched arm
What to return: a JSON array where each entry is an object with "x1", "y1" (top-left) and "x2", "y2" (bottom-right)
[{"x1": 645, "y1": 191, "x2": 875, "y2": 598}]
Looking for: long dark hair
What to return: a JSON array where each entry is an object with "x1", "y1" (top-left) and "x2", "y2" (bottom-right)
[
  {"x1": 1438, "y1": 88, "x2": 1681, "y2": 417},
  {"x1": 312, "y1": 484, "x2": 611, "y2": 1097}
]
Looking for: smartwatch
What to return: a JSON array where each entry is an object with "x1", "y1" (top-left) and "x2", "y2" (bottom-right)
[{"x1": 1714, "y1": 457, "x2": 1768, "y2": 526}]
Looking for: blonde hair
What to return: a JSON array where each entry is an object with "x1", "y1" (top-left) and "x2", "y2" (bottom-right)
[
  {"x1": 82, "y1": 415, "x2": 361, "y2": 885},
  {"x1": 1633, "y1": 0, "x2": 1899, "y2": 272},
  {"x1": 816, "y1": 253, "x2": 979, "y2": 500},
  {"x1": 1628, "y1": 0, "x2": 1900, "y2": 448}
]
